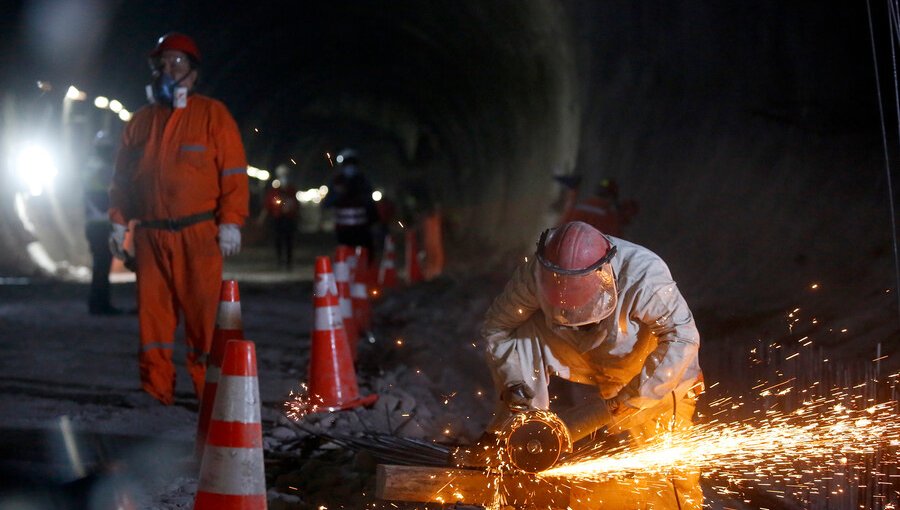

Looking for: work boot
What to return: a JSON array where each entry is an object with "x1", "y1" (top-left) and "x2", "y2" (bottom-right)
[{"x1": 449, "y1": 431, "x2": 503, "y2": 468}]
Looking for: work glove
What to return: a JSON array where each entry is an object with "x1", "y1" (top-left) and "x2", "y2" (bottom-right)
[
  {"x1": 108, "y1": 223, "x2": 128, "y2": 261},
  {"x1": 218, "y1": 223, "x2": 241, "y2": 257},
  {"x1": 501, "y1": 382, "x2": 535, "y2": 412},
  {"x1": 557, "y1": 397, "x2": 616, "y2": 443}
]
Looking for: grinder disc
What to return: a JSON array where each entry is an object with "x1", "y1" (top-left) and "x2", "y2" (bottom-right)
[{"x1": 502, "y1": 411, "x2": 572, "y2": 473}]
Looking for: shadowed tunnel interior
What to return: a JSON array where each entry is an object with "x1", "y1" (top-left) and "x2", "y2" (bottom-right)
[
  {"x1": 1, "y1": 0, "x2": 895, "y2": 322},
  {"x1": 2, "y1": 3, "x2": 900, "y2": 507}
]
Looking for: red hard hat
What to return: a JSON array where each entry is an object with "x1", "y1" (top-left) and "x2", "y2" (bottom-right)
[
  {"x1": 535, "y1": 221, "x2": 618, "y2": 326},
  {"x1": 150, "y1": 32, "x2": 201, "y2": 63}
]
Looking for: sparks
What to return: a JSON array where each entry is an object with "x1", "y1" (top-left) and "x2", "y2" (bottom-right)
[{"x1": 539, "y1": 389, "x2": 899, "y2": 507}]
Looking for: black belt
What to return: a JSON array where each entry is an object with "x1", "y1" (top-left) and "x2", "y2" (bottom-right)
[{"x1": 139, "y1": 210, "x2": 216, "y2": 231}]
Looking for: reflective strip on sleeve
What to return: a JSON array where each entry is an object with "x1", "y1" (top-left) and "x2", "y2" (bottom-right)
[
  {"x1": 221, "y1": 167, "x2": 247, "y2": 177},
  {"x1": 315, "y1": 305, "x2": 343, "y2": 331},
  {"x1": 211, "y1": 375, "x2": 261, "y2": 423},
  {"x1": 197, "y1": 444, "x2": 265, "y2": 494},
  {"x1": 180, "y1": 144, "x2": 206, "y2": 152}
]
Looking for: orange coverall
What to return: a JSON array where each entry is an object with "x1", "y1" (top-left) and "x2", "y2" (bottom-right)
[
  {"x1": 559, "y1": 192, "x2": 638, "y2": 239},
  {"x1": 109, "y1": 95, "x2": 249, "y2": 404}
]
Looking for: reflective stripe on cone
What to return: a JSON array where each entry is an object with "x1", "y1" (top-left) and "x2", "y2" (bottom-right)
[
  {"x1": 197, "y1": 280, "x2": 244, "y2": 461},
  {"x1": 307, "y1": 256, "x2": 377, "y2": 412},
  {"x1": 335, "y1": 246, "x2": 358, "y2": 359},
  {"x1": 351, "y1": 246, "x2": 372, "y2": 332},
  {"x1": 195, "y1": 340, "x2": 265, "y2": 510},
  {"x1": 378, "y1": 234, "x2": 398, "y2": 289}
]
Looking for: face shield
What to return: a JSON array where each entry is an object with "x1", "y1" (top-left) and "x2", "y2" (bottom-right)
[{"x1": 535, "y1": 229, "x2": 618, "y2": 327}]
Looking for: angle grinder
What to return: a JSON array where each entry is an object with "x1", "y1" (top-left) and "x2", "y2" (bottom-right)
[{"x1": 496, "y1": 410, "x2": 573, "y2": 473}]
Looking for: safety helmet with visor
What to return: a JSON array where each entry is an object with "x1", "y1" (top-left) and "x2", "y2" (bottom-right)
[{"x1": 535, "y1": 221, "x2": 618, "y2": 327}]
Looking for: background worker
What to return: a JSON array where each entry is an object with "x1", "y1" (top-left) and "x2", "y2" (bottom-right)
[
  {"x1": 261, "y1": 164, "x2": 300, "y2": 268},
  {"x1": 322, "y1": 148, "x2": 379, "y2": 255},
  {"x1": 83, "y1": 130, "x2": 122, "y2": 315},
  {"x1": 460, "y1": 221, "x2": 703, "y2": 509},
  {"x1": 556, "y1": 175, "x2": 638, "y2": 238},
  {"x1": 108, "y1": 33, "x2": 249, "y2": 405},
  {"x1": 398, "y1": 176, "x2": 444, "y2": 280}
]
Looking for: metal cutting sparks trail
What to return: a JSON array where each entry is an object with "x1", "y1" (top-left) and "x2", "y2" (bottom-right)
[{"x1": 541, "y1": 384, "x2": 900, "y2": 503}]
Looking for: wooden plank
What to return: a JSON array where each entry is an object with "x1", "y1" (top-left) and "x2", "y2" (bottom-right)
[{"x1": 375, "y1": 464, "x2": 570, "y2": 508}]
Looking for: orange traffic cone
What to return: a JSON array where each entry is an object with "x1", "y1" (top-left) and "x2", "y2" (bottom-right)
[
  {"x1": 334, "y1": 245, "x2": 359, "y2": 359},
  {"x1": 346, "y1": 247, "x2": 359, "y2": 282},
  {"x1": 378, "y1": 233, "x2": 398, "y2": 289},
  {"x1": 196, "y1": 280, "x2": 243, "y2": 460},
  {"x1": 351, "y1": 246, "x2": 372, "y2": 333},
  {"x1": 405, "y1": 228, "x2": 423, "y2": 284},
  {"x1": 195, "y1": 339, "x2": 266, "y2": 509},
  {"x1": 308, "y1": 256, "x2": 378, "y2": 411}
]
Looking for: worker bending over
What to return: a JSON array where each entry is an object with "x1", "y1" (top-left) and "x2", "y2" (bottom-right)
[{"x1": 460, "y1": 221, "x2": 703, "y2": 509}]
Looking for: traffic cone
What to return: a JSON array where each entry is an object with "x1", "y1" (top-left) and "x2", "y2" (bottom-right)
[
  {"x1": 346, "y1": 247, "x2": 359, "y2": 283},
  {"x1": 378, "y1": 233, "x2": 398, "y2": 289},
  {"x1": 351, "y1": 246, "x2": 372, "y2": 333},
  {"x1": 334, "y1": 245, "x2": 359, "y2": 360},
  {"x1": 405, "y1": 228, "x2": 424, "y2": 284},
  {"x1": 196, "y1": 280, "x2": 243, "y2": 460},
  {"x1": 194, "y1": 340, "x2": 266, "y2": 510},
  {"x1": 308, "y1": 256, "x2": 378, "y2": 411}
]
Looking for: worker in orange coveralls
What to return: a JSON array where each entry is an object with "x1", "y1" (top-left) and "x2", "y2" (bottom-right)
[
  {"x1": 455, "y1": 221, "x2": 703, "y2": 509},
  {"x1": 557, "y1": 176, "x2": 638, "y2": 238},
  {"x1": 108, "y1": 33, "x2": 249, "y2": 405},
  {"x1": 263, "y1": 164, "x2": 300, "y2": 268}
]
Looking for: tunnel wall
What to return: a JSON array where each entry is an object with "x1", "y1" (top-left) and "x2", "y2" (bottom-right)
[
  {"x1": 546, "y1": 1, "x2": 893, "y2": 315},
  {"x1": 1, "y1": 0, "x2": 893, "y2": 320}
]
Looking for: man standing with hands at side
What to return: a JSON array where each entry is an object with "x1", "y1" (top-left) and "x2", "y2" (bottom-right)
[{"x1": 108, "y1": 33, "x2": 249, "y2": 405}]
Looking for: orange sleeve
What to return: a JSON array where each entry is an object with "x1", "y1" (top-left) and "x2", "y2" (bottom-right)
[{"x1": 211, "y1": 102, "x2": 249, "y2": 226}]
